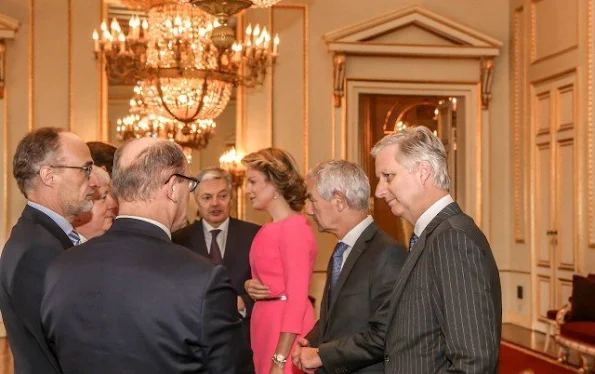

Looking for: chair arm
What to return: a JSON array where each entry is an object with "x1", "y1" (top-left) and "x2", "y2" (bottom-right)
[{"x1": 555, "y1": 303, "x2": 572, "y2": 335}]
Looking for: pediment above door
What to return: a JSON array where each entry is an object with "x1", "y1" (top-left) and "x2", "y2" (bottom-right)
[
  {"x1": 0, "y1": 13, "x2": 20, "y2": 39},
  {"x1": 323, "y1": 5, "x2": 502, "y2": 58}
]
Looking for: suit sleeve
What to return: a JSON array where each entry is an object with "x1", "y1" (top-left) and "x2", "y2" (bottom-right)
[
  {"x1": 279, "y1": 220, "x2": 316, "y2": 333},
  {"x1": 430, "y1": 229, "x2": 499, "y2": 373},
  {"x1": 14, "y1": 242, "x2": 62, "y2": 372},
  {"x1": 304, "y1": 320, "x2": 321, "y2": 347},
  {"x1": 201, "y1": 265, "x2": 253, "y2": 373},
  {"x1": 317, "y1": 243, "x2": 407, "y2": 372}
]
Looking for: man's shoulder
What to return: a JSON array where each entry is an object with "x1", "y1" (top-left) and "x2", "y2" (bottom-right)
[
  {"x1": 2, "y1": 216, "x2": 64, "y2": 263},
  {"x1": 231, "y1": 218, "x2": 261, "y2": 234},
  {"x1": 171, "y1": 221, "x2": 201, "y2": 242}
]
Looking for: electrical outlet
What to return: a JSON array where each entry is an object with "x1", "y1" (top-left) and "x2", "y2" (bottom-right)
[{"x1": 517, "y1": 285, "x2": 523, "y2": 300}]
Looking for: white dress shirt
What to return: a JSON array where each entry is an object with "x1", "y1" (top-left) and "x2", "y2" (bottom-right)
[
  {"x1": 337, "y1": 215, "x2": 374, "y2": 270},
  {"x1": 116, "y1": 215, "x2": 172, "y2": 239},
  {"x1": 413, "y1": 194, "x2": 455, "y2": 237},
  {"x1": 202, "y1": 217, "x2": 230, "y2": 258}
]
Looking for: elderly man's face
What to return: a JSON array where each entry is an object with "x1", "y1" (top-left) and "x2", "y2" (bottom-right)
[
  {"x1": 305, "y1": 177, "x2": 338, "y2": 236},
  {"x1": 194, "y1": 178, "x2": 231, "y2": 227}
]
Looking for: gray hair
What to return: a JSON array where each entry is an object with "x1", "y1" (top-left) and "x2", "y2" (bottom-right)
[
  {"x1": 112, "y1": 140, "x2": 187, "y2": 202},
  {"x1": 307, "y1": 160, "x2": 370, "y2": 211},
  {"x1": 91, "y1": 166, "x2": 111, "y2": 186},
  {"x1": 196, "y1": 167, "x2": 232, "y2": 192},
  {"x1": 370, "y1": 126, "x2": 450, "y2": 190},
  {"x1": 13, "y1": 127, "x2": 65, "y2": 197}
]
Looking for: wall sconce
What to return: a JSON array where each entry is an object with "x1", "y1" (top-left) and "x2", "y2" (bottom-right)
[
  {"x1": 219, "y1": 145, "x2": 246, "y2": 188},
  {"x1": 219, "y1": 145, "x2": 246, "y2": 218}
]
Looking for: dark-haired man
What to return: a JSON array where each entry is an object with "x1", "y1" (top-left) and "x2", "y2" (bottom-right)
[{"x1": 0, "y1": 127, "x2": 97, "y2": 373}]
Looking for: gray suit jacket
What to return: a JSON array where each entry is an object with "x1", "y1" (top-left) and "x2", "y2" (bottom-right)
[
  {"x1": 306, "y1": 221, "x2": 408, "y2": 373},
  {"x1": 384, "y1": 202, "x2": 502, "y2": 374}
]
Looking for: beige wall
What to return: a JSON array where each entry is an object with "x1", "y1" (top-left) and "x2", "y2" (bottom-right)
[
  {"x1": 6, "y1": 0, "x2": 590, "y2": 331},
  {"x1": 0, "y1": 0, "x2": 101, "y2": 246},
  {"x1": 238, "y1": 0, "x2": 512, "y2": 316}
]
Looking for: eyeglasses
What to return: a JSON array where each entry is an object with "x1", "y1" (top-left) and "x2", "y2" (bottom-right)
[
  {"x1": 168, "y1": 173, "x2": 199, "y2": 193},
  {"x1": 49, "y1": 162, "x2": 94, "y2": 179}
]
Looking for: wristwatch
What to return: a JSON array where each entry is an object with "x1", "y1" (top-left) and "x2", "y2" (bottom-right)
[{"x1": 272, "y1": 353, "x2": 287, "y2": 368}]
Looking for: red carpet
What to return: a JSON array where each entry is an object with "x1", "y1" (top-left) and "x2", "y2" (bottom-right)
[{"x1": 499, "y1": 341, "x2": 577, "y2": 373}]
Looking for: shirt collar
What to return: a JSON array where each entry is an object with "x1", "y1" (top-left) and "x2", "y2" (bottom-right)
[
  {"x1": 339, "y1": 215, "x2": 374, "y2": 248},
  {"x1": 202, "y1": 217, "x2": 230, "y2": 235},
  {"x1": 116, "y1": 215, "x2": 172, "y2": 239},
  {"x1": 27, "y1": 201, "x2": 74, "y2": 235},
  {"x1": 414, "y1": 194, "x2": 454, "y2": 237}
]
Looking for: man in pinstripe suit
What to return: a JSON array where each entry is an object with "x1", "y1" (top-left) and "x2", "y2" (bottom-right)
[{"x1": 372, "y1": 126, "x2": 501, "y2": 373}]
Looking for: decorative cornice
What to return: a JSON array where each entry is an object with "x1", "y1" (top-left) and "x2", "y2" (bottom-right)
[
  {"x1": 0, "y1": 13, "x2": 20, "y2": 39},
  {"x1": 323, "y1": 4, "x2": 502, "y2": 58}
]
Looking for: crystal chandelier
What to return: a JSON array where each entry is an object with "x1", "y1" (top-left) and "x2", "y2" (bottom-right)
[
  {"x1": 93, "y1": 0, "x2": 280, "y2": 123},
  {"x1": 116, "y1": 80, "x2": 217, "y2": 150}
]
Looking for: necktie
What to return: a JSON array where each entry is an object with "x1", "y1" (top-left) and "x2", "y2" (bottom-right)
[
  {"x1": 210, "y1": 229, "x2": 223, "y2": 265},
  {"x1": 409, "y1": 233, "x2": 419, "y2": 251},
  {"x1": 68, "y1": 230, "x2": 81, "y2": 246},
  {"x1": 330, "y1": 242, "x2": 349, "y2": 291}
]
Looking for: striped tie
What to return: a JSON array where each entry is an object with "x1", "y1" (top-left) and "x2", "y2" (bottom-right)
[
  {"x1": 68, "y1": 230, "x2": 81, "y2": 246},
  {"x1": 409, "y1": 233, "x2": 419, "y2": 251}
]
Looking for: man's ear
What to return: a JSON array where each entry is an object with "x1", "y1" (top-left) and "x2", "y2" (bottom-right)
[
  {"x1": 38, "y1": 165, "x2": 54, "y2": 187},
  {"x1": 165, "y1": 175, "x2": 178, "y2": 202},
  {"x1": 418, "y1": 161, "x2": 432, "y2": 186},
  {"x1": 333, "y1": 191, "x2": 347, "y2": 212}
]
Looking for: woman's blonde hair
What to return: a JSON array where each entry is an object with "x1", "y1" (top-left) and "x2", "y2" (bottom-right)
[{"x1": 242, "y1": 148, "x2": 306, "y2": 212}]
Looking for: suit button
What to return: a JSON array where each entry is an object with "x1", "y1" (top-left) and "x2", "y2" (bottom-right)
[{"x1": 384, "y1": 355, "x2": 390, "y2": 362}]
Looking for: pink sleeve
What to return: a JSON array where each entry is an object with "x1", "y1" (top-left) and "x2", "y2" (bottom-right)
[{"x1": 279, "y1": 218, "x2": 317, "y2": 333}]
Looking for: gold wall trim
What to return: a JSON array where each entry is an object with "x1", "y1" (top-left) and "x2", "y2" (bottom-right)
[
  {"x1": 28, "y1": 0, "x2": 34, "y2": 130},
  {"x1": 98, "y1": 0, "x2": 106, "y2": 141},
  {"x1": 3, "y1": 63, "x2": 8, "y2": 239},
  {"x1": 531, "y1": 46, "x2": 579, "y2": 66},
  {"x1": 271, "y1": 4, "x2": 308, "y2": 171},
  {"x1": 268, "y1": 7, "x2": 274, "y2": 147},
  {"x1": 588, "y1": 0, "x2": 595, "y2": 247},
  {"x1": 512, "y1": 6, "x2": 526, "y2": 243},
  {"x1": 68, "y1": 0, "x2": 73, "y2": 131},
  {"x1": 345, "y1": 77, "x2": 478, "y2": 84},
  {"x1": 499, "y1": 269, "x2": 531, "y2": 275}
]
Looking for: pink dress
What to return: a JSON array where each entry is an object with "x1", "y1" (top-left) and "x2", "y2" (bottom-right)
[{"x1": 250, "y1": 215, "x2": 317, "y2": 374}]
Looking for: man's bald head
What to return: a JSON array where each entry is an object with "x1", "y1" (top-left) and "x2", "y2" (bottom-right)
[{"x1": 112, "y1": 138, "x2": 188, "y2": 202}]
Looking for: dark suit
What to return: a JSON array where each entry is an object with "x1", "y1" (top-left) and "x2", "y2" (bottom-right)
[
  {"x1": 305, "y1": 221, "x2": 407, "y2": 373},
  {"x1": 172, "y1": 218, "x2": 259, "y2": 326},
  {"x1": 0, "y1": 205, "x2": 71, "y2": 374},
  {"x1": 384, "y1": 202, "x2": 502, "y2": 374},
  {"x1": 41, "y1": 218, "x2": 252, "y2": 374}
]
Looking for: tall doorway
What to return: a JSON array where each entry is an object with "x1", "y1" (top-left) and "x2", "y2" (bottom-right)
[{"x1": 358, "y1": 94, "x2": 465, "y2": 246}]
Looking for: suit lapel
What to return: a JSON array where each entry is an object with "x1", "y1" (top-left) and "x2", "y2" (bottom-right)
[
  {"x1": 191, "y1": 220, "x2": 209, "y2": 258},
  {"x1": 387, "y1": 202, "x2": 463, "y2": 321},
  {"x1": 23, "y1": 205, "x2": 73, "y2": 250},
  {"x1": 326, "y1": 222, "x2": 378, "y2": 320},
  {"x1": 223, "y1": 218, "x2": 238, "y2": 267}
]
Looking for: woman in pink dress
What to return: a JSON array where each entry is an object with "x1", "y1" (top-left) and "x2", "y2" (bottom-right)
[{"x1": 242, "y1": 148, "x2": 317, "y2": 374}]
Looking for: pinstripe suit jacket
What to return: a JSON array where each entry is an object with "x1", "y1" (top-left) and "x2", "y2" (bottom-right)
[{"x1": 384, "y1": 202, "x2": 501, "y2": 374}]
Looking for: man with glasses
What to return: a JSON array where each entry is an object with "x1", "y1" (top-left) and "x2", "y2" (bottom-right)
[
  {"x1": 41, "y1": 137, "x2": 251, "y2": 373},
  {"x1": 0, "y1": 127, "x2": 98, "y2": 373}
]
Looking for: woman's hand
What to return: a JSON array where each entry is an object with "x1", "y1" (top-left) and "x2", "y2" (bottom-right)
[{"x1": 244, "y1": 278, "x2": 271, "y2": 300}]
